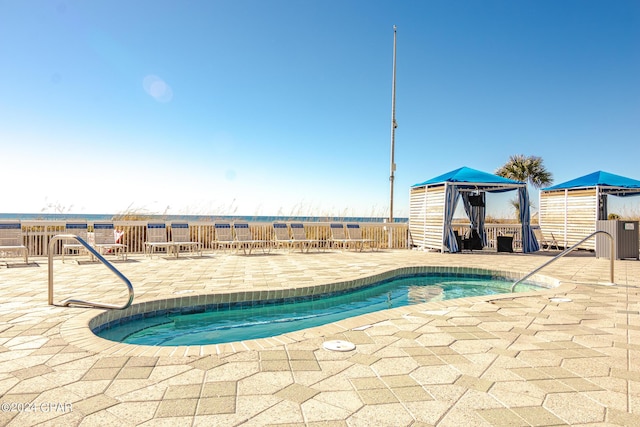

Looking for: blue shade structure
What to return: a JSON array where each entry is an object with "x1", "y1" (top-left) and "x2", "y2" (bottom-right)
[
  {"x1": 540, "y1": 171, "x2": 640, "y2": 251},
  {"x1": 543, "y1": 171, "x2": 640, "y2": 197},
  {"x1": 410, "y1": 166, "x2": 538, "y2": 253},
  {"x1": 413, "y1": 166, "x2": 524, "y2": 189}
]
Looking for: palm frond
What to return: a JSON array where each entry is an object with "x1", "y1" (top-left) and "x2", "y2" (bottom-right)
[{"x1": 495, "y1": 154, "x2": 553, "y2": 189}]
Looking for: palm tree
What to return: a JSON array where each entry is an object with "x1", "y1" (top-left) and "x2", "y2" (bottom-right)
[
  {"x1": 495, "y1": 154, "x2": 553, "y2": 188},
  {"x1": 496, "y1": 155, "x2": 553, "y2": 218}
]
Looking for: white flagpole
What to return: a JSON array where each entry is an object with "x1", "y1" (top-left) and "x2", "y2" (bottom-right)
[{"x1": 389, "y1": 25, "x2": 398, "y2": 223}]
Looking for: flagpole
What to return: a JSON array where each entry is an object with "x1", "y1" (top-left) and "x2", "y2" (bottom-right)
[{"x1": 389, "y1": 25, "x2": 397, "y2": 223}]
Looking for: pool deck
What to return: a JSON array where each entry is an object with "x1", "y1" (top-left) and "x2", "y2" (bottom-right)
[{"x1": 1, "y1": 248, "x2": 639, "y2": 426}]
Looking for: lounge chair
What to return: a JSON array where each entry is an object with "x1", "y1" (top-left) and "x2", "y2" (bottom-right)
[
  {"x1": 0, "y1": 221, "x2": 28, "y2": 265},
  {"x1": 533, "y1": 227, "x2": 559, "y2": 251},
  {"x1": 213, "y1": 222, "x2": 237, "y2": 251},
  {"x1": 170, "y1": 223, "x2": 202, "y2": 257},
  {"x1": 233, "y1": 222, "x2": 271, "y2": 254},
  {"x1": 93, "y1": 222, "x2": 127, "y2": 260},
  {"x1": 144, "y1": 223, "x2": 177, "y2": 258},
  {"x1": 290, "y1": 222, "x2": 321, "y2": 252},
  {"x1": 550, "y1": 232, "x2": 563, "y2": 250},
  {"x1": 272, "y1": 222, "x2": 295, "y2": 251},
  {"x1": 329, "y1": 223, "x2": 356, "y2": 250},
  {"x1": 62, "y1": 222, "x2": 89, "y2": 262},
  {"x1": 346, "y1": 223, "x2": 377, "y2": 251}
]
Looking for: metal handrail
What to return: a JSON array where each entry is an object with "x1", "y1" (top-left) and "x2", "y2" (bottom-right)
[
  {"x1": 48, "y1": 234, "x2": 134, "y2": 309},
  {"x1": 511, "y1": 230, "x2": 615, "y2": 292}
]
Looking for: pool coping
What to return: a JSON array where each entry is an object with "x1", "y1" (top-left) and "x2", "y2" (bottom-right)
[{"x1": 59, "y1": 265, "x2": 574, "y2": 357}]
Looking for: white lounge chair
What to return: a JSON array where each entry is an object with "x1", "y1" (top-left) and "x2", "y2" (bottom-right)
[
  {"x1": 550, "y1": 232, "x2": 563, "y2": 249},
  {"x1": 213, "y1": 222, "x2": 237, "y2": 251},
  {"x1": 93, "y1": 222, "x2": 127, "y2": 260},
  {"x1": 329, "y1": 223, "x2": 354, "y2": 250},
  {"x1": 234, "y1": 222, "x2": 271, "y2": 254},
  {"x1": 272, "y1": 222, "x2": 295, "y2": 251},
  {"x1": 346, "y1": 223, "x2": 377, "y2": 251},
  {"x1": 532, "y1": 227, "x2": 559, "y2": 251},
  {"x1": 170, "y1": 223, "x2": 202, "y2": 257},
  {"x1": 62, "y1": 222, "x2": 89, "y2": 262},
  {"x1": 290, "y1": 223, "x2": 321, "y2": 252},
  {"x1": 0, "y1": 221, "x2": 28, "y2": 265},
  {"x1": 144, "y1": 223, "x2": 177, "y2": 258}
]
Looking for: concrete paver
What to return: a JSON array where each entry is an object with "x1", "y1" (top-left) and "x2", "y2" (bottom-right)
[{"x1": 0, "y1": 249, "x2": 639, "y2": 426}]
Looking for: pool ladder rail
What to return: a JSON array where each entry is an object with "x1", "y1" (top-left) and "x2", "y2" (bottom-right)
[
  {"x1": 511, "y1": 230, "x2": 615, "y2": 292},
  {"x1": 48, "y1": 234, "x2": 134, "y2": 309}
]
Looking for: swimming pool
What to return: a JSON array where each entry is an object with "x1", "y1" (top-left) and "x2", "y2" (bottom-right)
[{"x1": 95, "y1": 271, "x2": 541, "y2": 346}]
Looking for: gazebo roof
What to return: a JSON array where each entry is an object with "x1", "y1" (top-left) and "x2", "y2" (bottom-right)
[
  {"x1": 412, "y1": 166, "x2": 524, "y2": 192},
  {"x1": 542, "y1": 171, "x2": 640, "y2": 197}
]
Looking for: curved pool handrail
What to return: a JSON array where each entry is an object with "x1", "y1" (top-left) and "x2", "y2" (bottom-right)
[
  {"x1": 48, "y1": 234, "x2": 134, "y2": 309},
  {"x1": 511, "y1": 230, "x2": 614, "y2": 292}
]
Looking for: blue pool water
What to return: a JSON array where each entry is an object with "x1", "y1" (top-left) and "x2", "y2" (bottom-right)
[{"x1": 96, "y1": 274, "x2": 538, "y2": 346}]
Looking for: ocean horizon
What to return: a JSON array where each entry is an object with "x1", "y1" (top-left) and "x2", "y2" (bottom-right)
[{"x1": 0, "y1": 213, "x2": 408, "y2": 223}]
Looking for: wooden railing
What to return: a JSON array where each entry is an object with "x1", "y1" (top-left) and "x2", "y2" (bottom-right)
[{"x1": 12, "y1": 220, "x2": 411, "y2": 256}]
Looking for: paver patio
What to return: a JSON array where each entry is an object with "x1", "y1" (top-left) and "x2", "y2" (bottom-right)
[{"x1": 0, "y1": 249, "x2": 639, "y2": 426}]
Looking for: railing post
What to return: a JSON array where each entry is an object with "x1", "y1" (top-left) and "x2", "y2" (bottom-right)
[
  {"x1": 48, "y1": 234, "x2": 134, "y2": 309},
  {"x1": 609, "y1": 234, "x2": 615, "y2": 284},
  {"x1": 511, "y1": 230, "x2": 615, "y2": 292}
]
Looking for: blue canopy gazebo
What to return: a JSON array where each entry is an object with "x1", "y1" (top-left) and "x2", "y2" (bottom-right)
[
  {"x1": 409, "y1": 166, "x2": 539, "y2": 253},
  {"x1": 540, "y1": 171, "x2": 640, "y2": 250}
]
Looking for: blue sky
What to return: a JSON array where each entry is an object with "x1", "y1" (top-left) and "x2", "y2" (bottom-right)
[{"x1": 1, "y1": 0, "x2": 639, "y2": 218}]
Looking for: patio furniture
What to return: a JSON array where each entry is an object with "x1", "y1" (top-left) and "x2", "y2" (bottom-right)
[
  {"x1": 170, "y1": 223, "x2": 202, "y2": 257},
  {"x1": 550, "y1": 233, "x2": 563, "y2": 249},
  {"x1": 329, "y1": 223, "x2": 356, "y2": 250},
  {"x1": 234, "y1": 222, "x2": 271, "y2": 255},
  {"x1": 461, "y1": 229, "x2": 483, "y2": 251},
  {"x1": 496, "y1": 235, "x2": 514, "y2": 253},
  {"x1": 0, "y1": 221, "x2": 28, "y2": 265},
  {"x1": 346, "y1": 223, "x2": 377, "y2": 251},
  {"x1": 144, "y1": 223, "x2": 177, "y2": 258},
  {"x1": 62, "y1": 222, "x2": 90, "y2": 262},
  {"x1": 93, "y1": 222, "x2": 127, "y2": 260},
  {"x1": 272, "y1": 222, "x2": 295, "y2": 251},
  {"x1": 290, "y1": 222, "x2": 321, "y2": 252},
  {"x1": 213, "y1": 222, "x2": 237, "y2": 251},
  {"x1": 533, "y1": 227, "x2": 559, "y2": 251}
]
